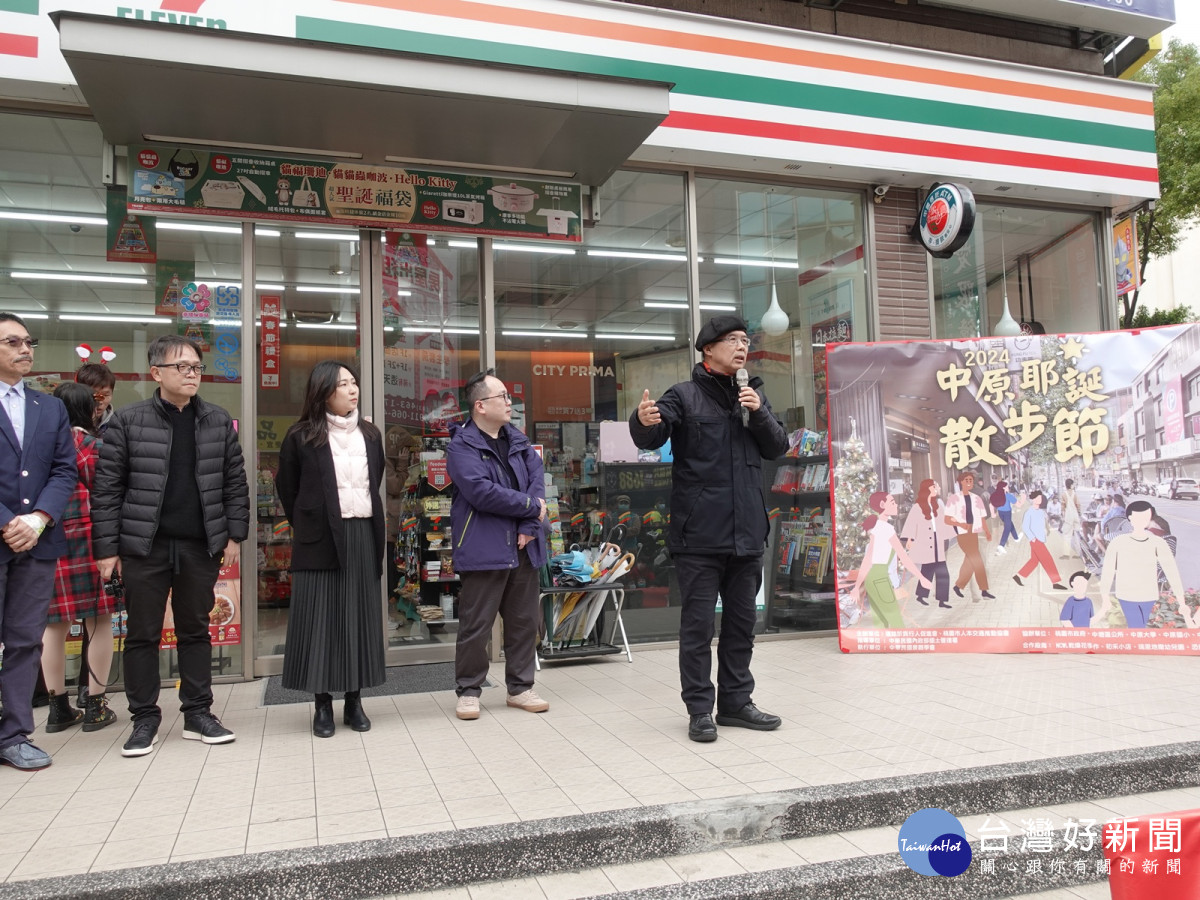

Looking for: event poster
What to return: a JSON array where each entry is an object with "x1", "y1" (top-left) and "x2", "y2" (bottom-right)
[
  {"x1": 827, "y1": 325, "x2": 1200, "y2": 655},
  {"x1": 161, "y1": 561, "x2": 242, "y2": 648}
]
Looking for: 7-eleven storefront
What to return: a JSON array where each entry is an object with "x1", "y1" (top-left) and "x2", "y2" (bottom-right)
[{"x1": 0, "y1": 0, "x2": 1158, "y2": 680}]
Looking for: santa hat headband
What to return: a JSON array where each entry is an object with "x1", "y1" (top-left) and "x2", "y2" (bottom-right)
[{"x1": 75, "y1": 344, "x2": 117, "y2": 365}]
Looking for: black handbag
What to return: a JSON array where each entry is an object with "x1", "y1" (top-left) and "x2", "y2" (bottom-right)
[{"x1": 168, "y1": 149, "x2": 199, "y2": 180}]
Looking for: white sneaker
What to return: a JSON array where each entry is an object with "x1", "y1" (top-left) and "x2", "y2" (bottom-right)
[
  {"x1": 506, "y1": 689, "x2": 550, "y2": 713},
  {"x1": 455, "y1": 696, "x2": 480, "y2": 720},
  {"x1": 995, "y1": 545, "x2": 1007, "y2": 555}
]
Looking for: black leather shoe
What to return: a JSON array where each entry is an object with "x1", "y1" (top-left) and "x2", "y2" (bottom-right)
[
  {"x1": 981, "y1": 591, "x2": 996, "y2": 599},
  {"x1": 715, "y1": 702, "x2": 781, "y2": 731},
  {"x1": 953, "y1": 586, "x2": 964, "y2": 598},
  {"x1": 1012, "y1": 575, "x2": 1023, "y2": 586},
  {"x1": 915, "y1": 596, "x2": 929, "y2": 606},
  {"x1": 938, "y1": 601, "x2": 952, "y2": 609},
  {"x1": 688, "y1": 713, "x2": 717, "y2": 743},
  {"x1": 343, "y1": 691, "x2": 371, "y2": 732},
  {"x1": 313, "y1": 693, "x2": 335, "y2": 739}
]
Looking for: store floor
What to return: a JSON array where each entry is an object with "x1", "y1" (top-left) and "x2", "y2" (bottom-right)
[{"x1": 1, "y1": 639, "x2": 1199, "y2": 894}]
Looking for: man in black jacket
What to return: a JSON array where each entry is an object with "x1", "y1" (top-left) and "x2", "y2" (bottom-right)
[
  {"x1": 629, "y1": 315, "x2": 789, "y2": 742},
  {"x1": 93, "y1": 336, "x2": 249, "y2": 757}
]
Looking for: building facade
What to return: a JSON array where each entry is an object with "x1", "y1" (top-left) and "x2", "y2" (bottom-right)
[{"x1": 0, "y1": 0, "x2": 1171, "y2": 678}]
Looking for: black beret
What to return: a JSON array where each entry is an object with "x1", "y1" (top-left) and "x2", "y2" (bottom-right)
[{"x1": 694, "y1": 314, "x2": 749, "y2": 352}]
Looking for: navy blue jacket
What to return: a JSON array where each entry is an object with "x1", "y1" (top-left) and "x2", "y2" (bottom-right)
[
  {"x1": 446, "y1": 419, "x2": 548, "y2": 571},
  {"x1": 629, "y1": 363, "x2": 788, "y2": 556},
  {"x1": 0, "y1": 386, "x2": 76, "y2": 562}
]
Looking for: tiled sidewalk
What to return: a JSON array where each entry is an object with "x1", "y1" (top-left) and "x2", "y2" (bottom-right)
[{"x1": 2, "y1": 638, "x2": 1199, "y2": 887}]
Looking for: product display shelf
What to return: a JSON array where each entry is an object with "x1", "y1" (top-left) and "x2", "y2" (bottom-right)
[{"x1": 764, "y1": 453, "x2": 836, "y2": 631}]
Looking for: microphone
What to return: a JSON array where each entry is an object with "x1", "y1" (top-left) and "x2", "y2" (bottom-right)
[{"x1": 735, "y1": 368, "x2": 750, "y2": 427}]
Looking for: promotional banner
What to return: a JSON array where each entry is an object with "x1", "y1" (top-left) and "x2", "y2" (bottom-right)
[
  {"x1": 128, "y1": 145, "x2": 583, "y2": 242},
  {"x1": 161, "y1": 561, "x2": 241, "y2": 648},
  {"x1": 260, "y1": 295, "x2": 281, "y2": 388},
  {"x1": 1113, "y1": 217, "x2": 1141, "y2": 297},
  {"x1": 105, "y1": 186, "x2": 156, "y2": 263},
  {"x1": 827, "y1": 325, "x2": 1200, "y2": 655}
]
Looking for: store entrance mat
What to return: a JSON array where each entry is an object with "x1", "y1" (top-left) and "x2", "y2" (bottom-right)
[{"x1": 262, "y1": 663, "x2": 488, "y2": 705}]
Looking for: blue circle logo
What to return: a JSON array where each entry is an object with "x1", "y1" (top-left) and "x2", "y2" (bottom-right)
[{"x1": 898, "y1": 808, "x2": 972, "y2": 877}]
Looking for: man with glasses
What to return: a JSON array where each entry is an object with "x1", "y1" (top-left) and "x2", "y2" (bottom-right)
[
  {"x1": 630, "y1": 314, "x2": 789, "y2": 742},
  {"x1": 92, "y1": 335, "x2": 248, "y2": 757},
  {"x1": 0, "y1": 314, "x2": 76, "y2": 770},
  {"x1": 445, "y1": 371, "x2": 549, "y2": 721}
]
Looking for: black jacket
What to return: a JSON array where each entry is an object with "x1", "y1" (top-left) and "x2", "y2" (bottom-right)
[
  {"x1": 274, "y1": 424, "x2": 386, "y2": 575},
  {"x1": 629, "y1": 363, "x2": 788, "y2": 556},
  {"x1": 92, "y1": 393, "x2": 250, "y2": 559}
]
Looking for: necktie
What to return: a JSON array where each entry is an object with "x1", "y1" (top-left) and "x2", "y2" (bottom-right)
[
  {"x1": 964, "y1": 493, "x2": 974, "y2": 527},
  {"x1": 2, "y1": 389, "x2": 21, "y2": 449}
]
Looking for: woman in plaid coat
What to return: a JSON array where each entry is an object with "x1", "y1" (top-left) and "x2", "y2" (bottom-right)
[{"x1": 40, "y1": 383, "x2": 120, "y2": 733}]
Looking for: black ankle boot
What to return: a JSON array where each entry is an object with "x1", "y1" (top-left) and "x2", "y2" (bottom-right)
[
  {"x1": 313, "y1": 693, "x2": 335, "y2": 738},
  {"x1": 45, "y1": 690, "x2": 83, "y2": 733},
  {"x1": 82, "y1": 693, "x2": 117, "y2": 732},
  {"x1": 343, "y1": 691, "x2": 371, "y2": 732}
]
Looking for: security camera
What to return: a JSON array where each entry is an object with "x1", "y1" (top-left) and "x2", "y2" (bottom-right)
[
  {"x1": 69, "y1": 224, "x2": 82, "y2": 233},
  {"x1": 872, "y1": 185, "x2": 890, "y2": 204}
]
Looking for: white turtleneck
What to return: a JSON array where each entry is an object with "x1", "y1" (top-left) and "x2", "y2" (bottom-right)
[{"x1": 326, "y1": 410, "x2": 372, "y2": 518}]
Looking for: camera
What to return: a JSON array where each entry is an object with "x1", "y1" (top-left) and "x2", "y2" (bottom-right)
[
  {"x1": 872, "y1": 185, "x2": 891, "y2": 204},
  {"x1": 69, "y1": 224, "x2": 82, "y2": 233},
  {"x1": 103, "y1": 575, "x2": 124, "y2": 601}
]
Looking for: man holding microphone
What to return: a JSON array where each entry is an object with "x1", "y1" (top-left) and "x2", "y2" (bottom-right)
[{"x1": 629, "y1": 315, "x2": 789, "y2": 742}]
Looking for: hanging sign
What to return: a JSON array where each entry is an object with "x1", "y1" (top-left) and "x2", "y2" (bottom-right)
[
  {"x1": 1113, "y1": 216, "x2": 1141, "y2": 297},
  {"x1": 916, "y1": 183, "x2": 977, "y2": 259},
  {"x1": 128, "y1": 145, "x2": 583, "y2": 242},
  {"x1": 260, "y1": 295, "x2": 282, "y2": 389}
]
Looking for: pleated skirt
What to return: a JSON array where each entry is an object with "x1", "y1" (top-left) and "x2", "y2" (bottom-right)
[{"x1": 281, "y1": 518, "x2": 386, "y2": 694}]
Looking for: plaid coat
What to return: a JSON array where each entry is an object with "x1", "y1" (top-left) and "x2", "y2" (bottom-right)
[{"x1": 49, "y1": 429, "x2": 119, "y2": 623}]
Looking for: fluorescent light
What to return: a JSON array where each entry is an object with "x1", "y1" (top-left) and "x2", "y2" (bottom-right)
[
  {"x1": 59, "y1": 314, "x2": 166, "y2": 324},
  {"x1": 256, "y1": 284, "x2": 286, "y2": 292},
  {"x1": 587, "y1": 249, "x2": 688, "y2": 263},
  {"x1": 384, "y1": 155, "x2": 574, "y2": 179},
  {"x1": 11, "y1": 312, "x2": 49, "y2": 320},
  {"x1": 448, "y1": 239, "x2": 575, "y2": 256},
  {"x1": 0, "y1": 211, "x2": 107, "y2": 227},
  {"x1": 12, "y1": 272, "x2": 148, "y2": 285},
  {"x1": 206, "y1": 282, "x2": 287, "y2": 292},
  {"x1": 295, "y1": 231, "x2": 359, "y2": 242},
  {"x1": 594, "y1": 332, "x2": 676, "y2": 342},
  {"x1": 644, "y1": 301, "x2": 687, "y2": 310},
  {"x1": 700, "y1": 303, "x2": 738, "y2": 311},
  {"x1": 293, "y1": 323, "x2": 358, "y2": 331},
  {"x1": 154, "y1": 221, "x2": 282, "y2": 237},
  {"x1": 143, "y1": 135, "x2": 362, "y2": 159},
  {"x1": 402, "y1": 326, "x2": 478, "y2": 335},
  {"x1": 296, "y1": 285, "x2": 361, "y2": 295},
  {"x1": 712, "y1": 257, "x2": 799, "y2": 269},
  {"x1": 502, "y1": 330, "x2": 589, "y2": 339}
]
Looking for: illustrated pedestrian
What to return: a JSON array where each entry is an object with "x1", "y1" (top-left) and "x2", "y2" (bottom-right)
[
  {"x1": 944, "y1": 471, "x2": 995, "y2": 600},
  {"x1": 275, "y1": 361, "x2": 386, "y2": 737},
  {"x1": 900, "y1": 479, "x2": 955, "y2": 609},
  {"x1": 1010, "y1": 490, "x2": 1066, "y2": 590}
]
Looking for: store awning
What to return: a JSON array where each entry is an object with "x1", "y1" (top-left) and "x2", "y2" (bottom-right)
[{"x1": 52, "y1": 13, "x2": 672, "y2": 187}]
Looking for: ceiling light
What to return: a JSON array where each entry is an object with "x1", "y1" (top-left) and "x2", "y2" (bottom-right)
[
  {"x1": 0, "y1": 211, "x2": 107, "y2": 227},
  {"x1": 502, "y1": 330, "x2": 588, "y2": 339},
  {"x1": 295, "y1": 286, "x2": 361, "y2": 295},
  {"x1": 143, "y1": 135, "x2": 362, "y2": 159},
  {"x1": 206, "y1": 282, "x2": 287, "y2": 292},
  {"x1": 293, "y1": 323, "x2": 358, "y2": 331},
  {"x1": 448, "y1": 240, "x2": 575, "y2": 256},
  {"x1": 294, "y1": 231, "x2": 359, "y2": 242},
  {"x1": 59, "y1": 314, "x2": 166, "y2": 323},
  {"x1": 12, "y1": 272, "x2": 148, "y2": 285},
  {"x1": 153, "y1": 221, "x2": 282, "y2": 237},
  {"x1": 644, "y1": 301, "x2": 687, "y2": 310},
  {"x1": 402, "y1": 326, "x2": 478, "y2": 336},
  {"x1": 700, "y1": 303, "x2": 737, "y2": 311},
  {"x1": 594, "y1": 332, "x2": 676, "y2": 341},
  {"x1": 712, "y1": 257, "x2": 799, "y2": 269},
  {"x1": 10, "y1": 312, "x2": 49, "y2": 319},
  {"x1": 587, "y1": 249, "x2": 689, "y2": 263}
]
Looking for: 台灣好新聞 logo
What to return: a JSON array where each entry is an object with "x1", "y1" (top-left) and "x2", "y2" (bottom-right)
[{"x1": 898, "y1": 807, "x2": 973, "y2": 877}]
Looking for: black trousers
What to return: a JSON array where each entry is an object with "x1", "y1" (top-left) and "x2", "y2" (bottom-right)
[
  {"x1": 122, "y1": 536, "x2": 221, "y2": 724},
  {"x1": 674, "y1": 552, "x2": 761, "y2": 716}
]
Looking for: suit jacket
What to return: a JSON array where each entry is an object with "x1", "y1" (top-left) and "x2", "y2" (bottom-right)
[
  {"x1": 274, "y1": 424, "x2": 386, "y2": 575},
  {"x1": 0, "y1": 386, "x2": 77, "y2": 562}
]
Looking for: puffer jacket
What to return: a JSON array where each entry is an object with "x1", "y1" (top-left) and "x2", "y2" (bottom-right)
[
  {"x1": 629, "y1": 363, "x2": 788, "y2": 556},
  {"x1": 92, "y1": 392, "x2": 250, "y2": 559},
  {"x1": 445, "y1": 419, "x2": 547, "y2": 571}
]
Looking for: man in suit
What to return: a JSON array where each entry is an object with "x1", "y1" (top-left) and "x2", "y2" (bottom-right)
[{"x1": 0, "y1": 313, "x2": 77, "y2": 771}]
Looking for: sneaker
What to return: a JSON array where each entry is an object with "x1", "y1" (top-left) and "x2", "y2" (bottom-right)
[
  {"x1": 506, "y1": 689, "x2": 550, "y2": 713},
  {"x1": 121, "y1": 721, "x2": 159, "y2": 758},
  {"x1": 182, "y1": 712, "x2": 236, "y2": 745},
  {"x1": 456, "y1": 696, "x2": 480, "y2": 720}
]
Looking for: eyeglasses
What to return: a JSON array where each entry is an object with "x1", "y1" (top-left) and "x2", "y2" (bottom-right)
[
  {"x1": 719, "y1": 335, "x2": 751, "y2": 348},
  {"x1": 0, "y1": 336, "x2": 37, "y2": 350},
  {"x1": 93, "y1": 392, "x2": 112, "y2": 404},
  {"x1": 155, "y1": 363, "x2": 206, "y2": 376},
  {"x1": 478, "y1": 391, "x2": 511, "y2": 404}
]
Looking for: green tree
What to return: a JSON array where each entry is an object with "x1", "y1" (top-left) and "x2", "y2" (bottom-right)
[
  {"x1": 833, "y1": 421, "x2": 878, "y2": 573},
  {"x1": 1126, "y1": 40, "x2": 1200, "y2": 328}
]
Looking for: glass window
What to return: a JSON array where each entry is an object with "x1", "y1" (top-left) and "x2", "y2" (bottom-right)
[
  {"x1": 0, "y1": 110, "x2": 246, "y2": 680},
  {"x1": 934, "y1": 204, "x2": 1103, "y2": 338}
]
